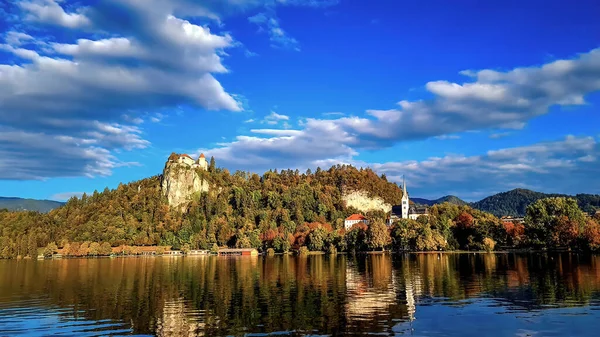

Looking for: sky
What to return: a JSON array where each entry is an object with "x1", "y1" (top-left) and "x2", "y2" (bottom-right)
[{"x1": 0, "y1": 0, "x2": 599, "y2": 202}]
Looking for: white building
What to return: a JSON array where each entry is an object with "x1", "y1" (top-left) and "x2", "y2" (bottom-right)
[
  {"x1": 173, "y1": 153, "x2": 209, "y2": 170},
  {"x1": 344, "y1": 214, "x2": 369, "y2": 230},
  {"x1": 401, "y1": 176, "x2": 410, "y2": 219},
  {"x1": 177, "y1": 154, "x2": 196, "y2": 166},
  {"x1": 388, "y1": 177, "x2": 429, "y2": 224}
]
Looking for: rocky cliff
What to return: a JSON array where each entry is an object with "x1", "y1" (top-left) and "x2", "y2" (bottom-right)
[
  {"x1": 161, "y1": 161, "x2": 209, "y2": 210},
  {"x1": 342, "y1": 190, "x2": 392, "y2": 214}
]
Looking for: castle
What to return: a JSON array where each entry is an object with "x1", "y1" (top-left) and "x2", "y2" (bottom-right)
[{"x1": 170, "y1": 153, "x2": 208, "y2": 170}]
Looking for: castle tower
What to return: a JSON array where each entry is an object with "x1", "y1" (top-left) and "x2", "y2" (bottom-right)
[
  {"x1": 197, "y1": 153, "x2": 208, "y2": 170},
  {"x1": 401, "y1": 176, "x2": 409, "y2": 219}
]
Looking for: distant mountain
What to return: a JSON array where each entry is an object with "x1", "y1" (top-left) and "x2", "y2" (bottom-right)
[
  {"x1": 412, "y1": 189, "x2": 600, "y2": 217},
  {"x1": 470, "y1": 189, "x2": 600, "y2": 217},
  {"x1": 412, "y1": 195, "x2": 468, "y2": 207},
  {"x1": 0, "y1": 197, "x2": 64, "y2": 213}
]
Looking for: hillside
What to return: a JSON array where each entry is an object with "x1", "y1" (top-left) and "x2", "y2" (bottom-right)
[
  {"x1": 471, "y1": 189, "x2": 600, "y2": 217},
  {"x1": 0, "y1": 197, "x2": 63, "y2": 213},
  {"x1": 412, "y1": 195, "x2": 468, "y2": 207},
  {"x1": 0, "y1": 163, "x2": 404, "y2": 257}
]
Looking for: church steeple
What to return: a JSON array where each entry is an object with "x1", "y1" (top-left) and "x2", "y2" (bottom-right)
[{"x1": 401, "y1": 175, "x2": 409, "y2": 219}]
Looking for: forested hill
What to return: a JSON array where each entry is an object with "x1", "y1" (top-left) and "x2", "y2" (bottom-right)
[
  {"x1": 412, "y1": 196, "x2": 468, "y2": 207},
  {"x1": 0, "y1": 165, "x2": 403, "y2": 256},
  {"x1": 471, "y1": 189, "x2": 600, "y2": 217},
  {"x1": 0, "y1": 197, "x2": 63, "y2": 213}
]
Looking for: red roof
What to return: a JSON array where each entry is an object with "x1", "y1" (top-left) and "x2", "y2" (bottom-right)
[
  {"x1": 346, "y1": 214, "x2": 367, "y2": 221},
  {"x1": 181, "y1": 154, "x2": 193, "y2": 159},
  {"x1": 199, "y1": 153, "x2": 205, "y2": 159}
]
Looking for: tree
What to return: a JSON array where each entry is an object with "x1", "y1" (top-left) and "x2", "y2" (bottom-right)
[
  {"x1": 524, "y1": 197, "x2": 585, "y2": 248},
  {"x1": 209, "y1": 156, "x2": 216, "y2": 172},
  {"x1": 307, "y1": 227, "x2": 327, "y2": 251},
  {"x1": 43, "y1": 242, "x2": 58, "y2": 258},
  {"x1": 181, "y1": 243, "x2": 191, "y2": 254},
  {"x1": 482, "y1": 238, "x2": 496, "y2": 252},
  {"x1": 367, "y1": 220, "x2": 390, "y2": 250},
  {"x1": 27, "y1": 233, "x2": 38, "y2": 258},
  {"x1": 99, "y1": 242, "x2": 112, "y2": 256},
  {"x1": 88, "y1": 242, "x2": 100, "y2": 256}
]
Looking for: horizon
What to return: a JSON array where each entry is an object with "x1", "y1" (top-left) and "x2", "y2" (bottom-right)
[{"x1": 1, "y1": 0, "x2": 599, "y2": 202}]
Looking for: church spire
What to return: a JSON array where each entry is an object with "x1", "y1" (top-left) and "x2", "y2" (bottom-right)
[{"x1": 403, "y1": 175, "x2": 407, "y2": 197}]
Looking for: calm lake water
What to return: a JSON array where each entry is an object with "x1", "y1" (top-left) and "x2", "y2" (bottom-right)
[{"x1": 1, "y1": 253, "x2": 600, "y2": 337}]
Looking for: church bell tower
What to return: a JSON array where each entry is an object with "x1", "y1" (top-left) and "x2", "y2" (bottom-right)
[{"x1": 401, "y1": 176, "x2": 409, "y2": 219}]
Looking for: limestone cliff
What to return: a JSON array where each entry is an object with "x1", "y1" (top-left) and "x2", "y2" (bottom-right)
[
  {"x1": 342, "y1": 190, "x2": 392, "y2": 214},
  {"x1": 161, "y1": 161, "x2": 209, "y2": 210}
]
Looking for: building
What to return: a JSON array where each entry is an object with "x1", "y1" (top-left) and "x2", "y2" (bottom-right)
[
  {"x1": 177, "y1": 154, "x2": 195, "y2": 166},
  {"x1": 408, "y1": 205, "x2": 429, "y2": 220},
  {"x1": 401, "y1": 176, "x2": 410, "y2": 219},
  {"x1": 172, "y1": 153, "x2": 209, "y2": 170},
  {"x1": 188, "y1": 250, "x2": 209, "y2": 255},
  {"x1": 388, "y1": 177, "x2": 429, "y2": 223},
  {"x1": 345, "y1": 214, "x2": 369, "y2": 230},
  {"x1": 500, "y1": 216, "x2": 524, "y2": 224},
  {"x1": 217, "y1": 248, "x2": 258, "y2": 256},
  {"x1": 197, "y1": 153, "x2": 208, "y2": 170}
]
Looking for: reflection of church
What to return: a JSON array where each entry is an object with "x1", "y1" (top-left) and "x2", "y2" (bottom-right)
[{"x1": 344, "y1": 255, "x2": 423, "y2": 326}]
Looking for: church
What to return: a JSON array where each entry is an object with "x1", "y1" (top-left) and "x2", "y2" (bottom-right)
[{"x1": 388, "y1": 177, "x2": 429, "y2": 224}]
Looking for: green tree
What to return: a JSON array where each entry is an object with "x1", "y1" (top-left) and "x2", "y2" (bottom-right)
[
  {"x1": 307, "y1": 227, "x2": 327, "y2": 251},
  {"x1": 524, "y1": 197, "x2": 586, "y2": 248}
]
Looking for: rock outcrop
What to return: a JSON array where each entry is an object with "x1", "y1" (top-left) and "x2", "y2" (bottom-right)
[
  {"x1": 342, "y1": 190, "x2": 392, "y2": 214},
  {"x1": 161, "y1": 161, "x2": 209, "y2": 211}
]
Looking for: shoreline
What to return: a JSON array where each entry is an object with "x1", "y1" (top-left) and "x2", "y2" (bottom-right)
[{"x1": 3, "y1": 249, "x2": 595, "y2": 261}]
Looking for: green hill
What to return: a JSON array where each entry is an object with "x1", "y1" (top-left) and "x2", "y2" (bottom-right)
[
  {"x1": 0, "y1": 197, "x2": 63, "y2": 213},
  {"x1": 412, "y1": 195, "x2": 468, "y2": 207},
  {"x1": 470, "y1": 189, "x2": 600, "y2": 217}
]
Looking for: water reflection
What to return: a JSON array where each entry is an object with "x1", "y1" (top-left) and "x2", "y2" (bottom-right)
[{"x1": 0, "y1": 253, "x2": 599, "y2": 336}]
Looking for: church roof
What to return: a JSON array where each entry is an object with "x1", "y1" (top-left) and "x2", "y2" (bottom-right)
[
  {"x1": 181, "y1": 154, "x2": 193, "y2": 159},
  {"x1": 346, "y1": 214, "x2": 367, "y2": 221},
  {"x1": 199, "y1": 153, "x2": 205, "y2": 159}
]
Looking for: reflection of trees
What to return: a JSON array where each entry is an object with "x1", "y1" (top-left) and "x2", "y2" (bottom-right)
[{"x1": 1, "y1": 253, "x2": 600, "y2": 336}]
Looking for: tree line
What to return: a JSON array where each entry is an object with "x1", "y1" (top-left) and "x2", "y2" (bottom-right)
[{"x1": 1, "y1": 163, "x2": 600, "y2": 259}]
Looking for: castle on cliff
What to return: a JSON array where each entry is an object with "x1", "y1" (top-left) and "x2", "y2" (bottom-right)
[{"x1": 169, "y1": 153, "x2": 208, "y2": 170}]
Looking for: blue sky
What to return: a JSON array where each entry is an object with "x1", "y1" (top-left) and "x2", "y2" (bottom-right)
[{"x1": 1, "y1": 0, "x2": 599, "y2": 202}]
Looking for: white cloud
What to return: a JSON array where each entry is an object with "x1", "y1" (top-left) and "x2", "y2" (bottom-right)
[
  {"x1": 372, "y1": 135, "x2": 600, "y2": 199},
  {"x1": 0, "y1": 0, "x2": 242, "y2": 180},
  {"x1": 305, "y1": 48, "x2": 600, "y2": 147},
  {"x1": 19, "y1": 0, "x2": 91, "y2": 29},
  {"x1": 248, "y1": 12, "x2": 300, "y2": 51},
  {"x1": 434, "y1": 134, "x2": 460, "y2": 140},
  {"x1": 262, "y1": 111, "x2": 290, "y2": 125},
  {"x1": 51, "y1": 191, "x2": 85, "y2": 201}
]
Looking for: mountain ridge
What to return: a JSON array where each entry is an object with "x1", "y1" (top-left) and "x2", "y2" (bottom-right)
[
  {"x1": 0, "y1": 197, "x2": 64, "y2": 213},
  {"x1": 413, "y1": 188, "x2": 600, "y2": 217}
]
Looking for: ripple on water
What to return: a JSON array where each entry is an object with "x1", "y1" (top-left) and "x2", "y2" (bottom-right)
[{"x1": 0, "y1": 298, "x2": 140, "y2": 337}]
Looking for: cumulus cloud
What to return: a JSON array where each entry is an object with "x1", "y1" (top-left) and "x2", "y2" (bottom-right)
[
  {"x1": 200, "y1": 48, "x2": 600, "y2": 179},
  {"x1": 372, "y1": 136, "x2": 600, "y2": 200},
  {"x1": 0, "y1": 0, "x2": 242, "y2": 180},
  {"x1": 310, "y1": 48, "x2": 600, "y2": 147}
]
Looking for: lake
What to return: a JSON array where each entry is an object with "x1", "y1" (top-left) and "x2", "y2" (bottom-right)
[{"x1": 1, "y1": 253, "x2": 599, "y2": 336}]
